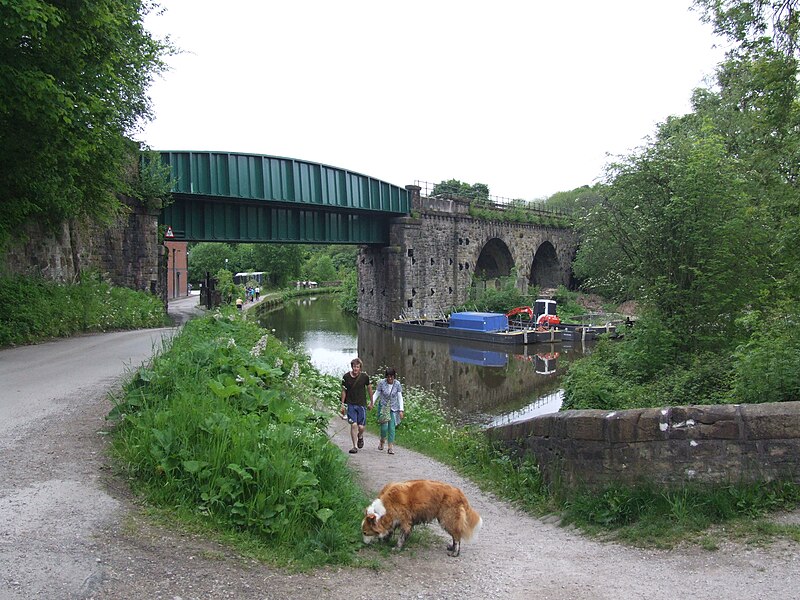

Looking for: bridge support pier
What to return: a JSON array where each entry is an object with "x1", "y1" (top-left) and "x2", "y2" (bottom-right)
[{"x1": 357, "y1": 245, "x2": 404, "y2": 325}]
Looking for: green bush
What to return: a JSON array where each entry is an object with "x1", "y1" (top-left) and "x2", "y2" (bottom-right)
[
  {"x1": 337, "y1": 271, "x2": 358, "y2": 315},
  {"x1": 732, "y1": 303, "x2": 800, "y2": 404},
  {"x1": 562, "y1": 481, "x2": 800, "y2": 546},
  {"x1": 0, "y1": 273, "x2": 166, "y2": 347},
  {"x1": 110, "y1": 311, "x2": 366, "y2": 567},
  {"x1": 458, "y1": 272, "x2": 535, "y2": 314}
]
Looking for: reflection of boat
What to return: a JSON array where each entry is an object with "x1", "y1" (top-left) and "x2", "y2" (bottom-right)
[
  {"x1": 534, "y1": 352, "x2": 559, "y2": 375},
  {"x1": 512, "y1": 350, "x2": 559, "y2": 375},
  {"x1": 449, "y1": 346, "x2": 508, "y2": 367},
  {"x1": 392, "y1": 311, "x2": 562, "y2": 346}
]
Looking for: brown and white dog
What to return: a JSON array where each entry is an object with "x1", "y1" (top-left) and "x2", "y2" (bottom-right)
[{"x1": 361, "y1": 479, "x2": 482, "y2": 556}]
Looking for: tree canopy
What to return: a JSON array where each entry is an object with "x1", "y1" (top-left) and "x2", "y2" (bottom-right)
[
  {"x1": 564, "y1": 0, "x2": 800, "y2": 409},
  {"x1": 0, "y1": 0, "x2": 170, "y2": 249},
  {"x1": 431, "y1": 179, "x2": 490, "y2": 202}
]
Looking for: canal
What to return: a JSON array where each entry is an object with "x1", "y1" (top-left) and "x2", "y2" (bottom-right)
[{"x1": 255, "y1": 294, "x2": 595, "y2": 426}]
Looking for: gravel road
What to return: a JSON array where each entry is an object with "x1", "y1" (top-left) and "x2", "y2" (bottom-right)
[{"x1": 1, "y1": 298, "x2": 799, "y2": 599}]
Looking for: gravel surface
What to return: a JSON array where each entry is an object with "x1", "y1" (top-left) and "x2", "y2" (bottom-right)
[{"x1": 1, "y1": 298, "x2": 799, "y2": 599}]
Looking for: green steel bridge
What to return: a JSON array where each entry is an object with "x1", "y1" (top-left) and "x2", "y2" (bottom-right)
[{"x1": 158, "y1": 151, "x2": 411, "y2": 244}]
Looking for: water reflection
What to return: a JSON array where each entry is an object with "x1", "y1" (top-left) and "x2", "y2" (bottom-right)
[
  {"x1": 487, "y1": 390, "x2": 565, "y2": 428},
  {"x1": 255, "y1": 295, "x2": 592, "y2": 424}
]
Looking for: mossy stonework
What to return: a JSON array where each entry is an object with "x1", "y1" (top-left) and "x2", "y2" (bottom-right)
[{"x1": 487, "y1": 402, "x2": 800, "y2": 489}]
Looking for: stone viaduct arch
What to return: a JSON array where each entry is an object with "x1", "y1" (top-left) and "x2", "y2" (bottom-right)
[{"x1": 358, "y1": 191, "x2": 578, "y2": 325}]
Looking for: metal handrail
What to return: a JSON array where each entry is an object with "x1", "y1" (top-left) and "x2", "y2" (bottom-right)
[{"x1": 413, "y1": 180, "x2": 573, "y2": 217}]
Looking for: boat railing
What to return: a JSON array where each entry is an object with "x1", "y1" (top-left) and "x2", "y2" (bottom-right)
[
  {"x1": 572, "y1": 312, "x2": 626, "y2": 327},
  {"x1": 397, "y1": 307, "x2": 450, "y2": 325}
]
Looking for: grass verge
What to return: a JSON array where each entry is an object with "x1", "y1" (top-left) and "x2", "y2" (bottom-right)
[
  {"x1": 108, "y1": 304, "x2": 799, "y2": 565},
  {"x1": 108, "y1": 309, "x2": 369, "y2": 570},
  {"x1": 0, "y1": 272, "x2": 167, "y2": 347}
]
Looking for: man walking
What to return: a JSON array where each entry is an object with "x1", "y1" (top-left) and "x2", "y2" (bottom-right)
[{"x1": 341, "y1": 357, "x2": 373, "y2": 454}]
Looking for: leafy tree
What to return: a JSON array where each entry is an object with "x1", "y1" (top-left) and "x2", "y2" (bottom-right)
[
  {"x1": 566, "y1": 0, "x2": 800, "y2": 408},
  {"x1": 0, "y1": 0, "x2": 171, "y2": 249},
  {"x1": 575, "y1": 114, "x2": 769, "y2": 352},
  {"x1": 213, "y1": 268, "x2": 242, "y2": 305},
  {"x1": 300, "y1": 245, "x2": 356, "y2": 282},
  {"x1": 231, "y1": 243, "x2": 258, "y2": 274},
  {"x1": 696, "y1": 0, "x2": 800, "y2": 58},
  {"x1": 309, "y1": 255, "x2": 337, "y2": 283},
  {"x1": 338, "y1": 270, "x2": 358, "y2": 315},
  {"x1": 432, "y1": 179, "x2": 490, "y2": 202},
  {"x1": 326, "y1": 245, "x2": 358, "y2": 277},
  {"x1": 251, "y1": 244, "x2": 303, "y2": 287},
  {"x1": 544, "y1": 185, "x2": 603, "y2": 214},
  {"x1": 187, "y1": 243, "x2": 237, "y2": 283},
  {"x1": 130, "y1": 150, "x2": 173, "y2": 212}
]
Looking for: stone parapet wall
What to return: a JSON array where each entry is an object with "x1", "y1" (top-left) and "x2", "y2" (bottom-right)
[{"x1": 486, "y1": 402, "x2": 800, "y2": 489}]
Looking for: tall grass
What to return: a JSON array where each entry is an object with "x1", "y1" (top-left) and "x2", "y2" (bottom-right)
[
  {"x1": 0, "y1": 272, "x2": 167, "y2": 347},
  {"x1": 561, "y1": 481, "x2": 800, "y2": 547},
  {"x1": 109, "y1": 310, "x2": 367, "y2": 568}
]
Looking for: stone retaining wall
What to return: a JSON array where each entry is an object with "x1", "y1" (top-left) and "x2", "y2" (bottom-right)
[
  {"x1": 2, "y1": 197, "x2": 166, "y2": 304},
  {"x1": 486, "y1": 402, "x2": 800, "y2": 489}
]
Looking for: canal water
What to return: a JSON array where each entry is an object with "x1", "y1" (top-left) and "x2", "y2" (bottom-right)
[{"x1": 255, "y1": 295, "x2": 594, "y2": 426}]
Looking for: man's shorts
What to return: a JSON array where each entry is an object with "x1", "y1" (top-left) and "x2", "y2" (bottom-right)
[{"x1": 346, "y1": 404, "x2": 366, "y2": 426}]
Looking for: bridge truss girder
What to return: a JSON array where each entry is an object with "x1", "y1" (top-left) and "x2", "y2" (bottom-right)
[{"x1": 161, "y1": 195, "x2": 390, "y2": 244}]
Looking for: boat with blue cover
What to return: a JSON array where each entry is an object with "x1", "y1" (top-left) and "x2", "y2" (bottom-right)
[{"x1": 391, "y1": 310, "x2": 562, "y2": 346}]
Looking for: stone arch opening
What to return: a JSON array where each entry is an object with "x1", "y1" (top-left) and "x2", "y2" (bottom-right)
[
  {"x1": 529, "y1": 241, "x2": 560, "y2": 289},
  {"x1": 475, "y1": 238, "x2": 514, "y2": 280}
]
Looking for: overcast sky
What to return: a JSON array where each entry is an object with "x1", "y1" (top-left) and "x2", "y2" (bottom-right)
[{"x1": 137, "y1": 1, "x2": 728, "y2": 201}]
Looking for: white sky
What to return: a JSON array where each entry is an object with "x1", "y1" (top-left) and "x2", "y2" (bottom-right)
[{"x1": 137, "y1": 1, "x2": 728, "y2": 200}]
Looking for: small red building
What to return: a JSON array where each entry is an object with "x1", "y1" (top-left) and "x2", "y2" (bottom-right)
[{"x1": 165, "y1": 241, "x2": 189, "y2": 299}]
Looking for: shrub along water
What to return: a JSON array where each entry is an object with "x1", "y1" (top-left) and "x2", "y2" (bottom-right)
[
  {"x1": 0, "y1": 272, "x2": 167, "y2": 347},
  {"x1": 109, "y1": 310, "x2": 366, "y2": 568}
]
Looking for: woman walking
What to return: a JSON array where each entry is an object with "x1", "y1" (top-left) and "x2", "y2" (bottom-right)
[{"x1": 373, "y1": 367, "x2": 404, "y2": 454}]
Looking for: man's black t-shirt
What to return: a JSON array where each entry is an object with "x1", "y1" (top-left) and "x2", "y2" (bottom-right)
[{"x1": 342, "y1": 371, "x2": 370, "y2": 406}]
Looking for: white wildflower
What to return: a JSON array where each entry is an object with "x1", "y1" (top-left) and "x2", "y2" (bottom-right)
[
  {"x1": 288, "y1": 361, "x2": 300, "y2": 380},
  {"x1": 250, "y1": 334, "x2": 269, "y2": 357},
  {"x1": 274, "y1": 357, "x2": 283, "y2": 368},
  {"x1": 226, "y1": 338, "x2": 236, "y2": 348}
]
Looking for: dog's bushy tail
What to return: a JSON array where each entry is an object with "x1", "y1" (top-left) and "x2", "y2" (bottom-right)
[{"x1": 461, "y1": 505, "x2": 483, "y2": 541}]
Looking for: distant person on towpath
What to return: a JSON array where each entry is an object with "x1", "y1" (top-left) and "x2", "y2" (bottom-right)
[{"x1": 340, "y1": 357, "x2": 373, "y2": 454}]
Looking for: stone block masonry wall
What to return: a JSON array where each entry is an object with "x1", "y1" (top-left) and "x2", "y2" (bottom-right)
[
  {"x1": 487, "y1": 402, "x2": 800, "y2": 489},
  {"x1": 357, "y1": 190, "x2": 578, "y2": 326},
  {"x1": 2, "y1": 197, "x2": 166, "y2": 304}
]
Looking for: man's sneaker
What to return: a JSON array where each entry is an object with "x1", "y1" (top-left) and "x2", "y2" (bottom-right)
[
  {"x1": 357, "y1": 435, "x2": 364, "y2": 449},
  {"x1": 349, "y1": 448, "x2": 358, "y2": 454}
]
